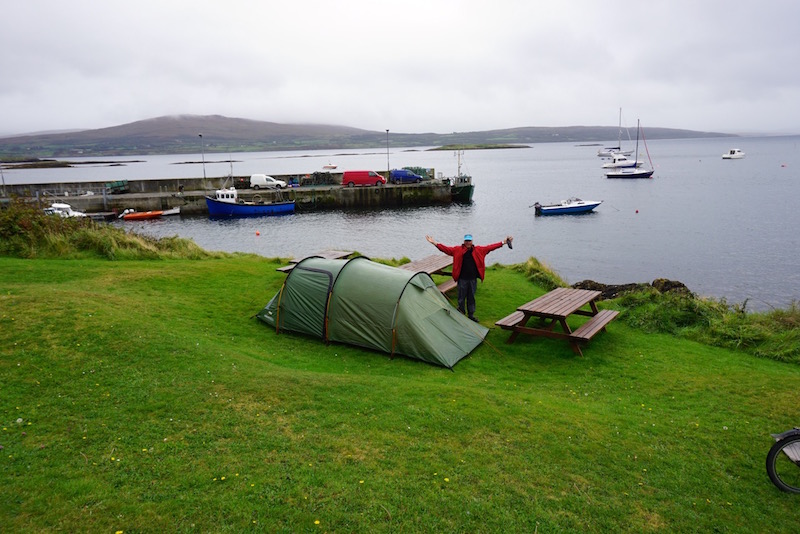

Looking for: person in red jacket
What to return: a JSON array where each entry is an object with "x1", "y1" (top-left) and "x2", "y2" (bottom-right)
[{"x1": 426, "y1": 233, "x2": 513, "y2": 322}]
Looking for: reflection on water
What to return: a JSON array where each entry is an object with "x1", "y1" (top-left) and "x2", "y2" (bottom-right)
[{"x1": 74, "y1": 136, "x2": 800, "y2": 310}]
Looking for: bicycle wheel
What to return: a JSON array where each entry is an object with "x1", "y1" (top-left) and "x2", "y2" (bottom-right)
[{"x1": 766, "y1": 434, "x2": 800, "y2": 493}]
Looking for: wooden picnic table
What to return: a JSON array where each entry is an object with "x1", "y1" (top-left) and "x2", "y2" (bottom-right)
[
  {"x1": 398, "y1": 254, "x2": 456, "y2": 294},
  {"x1": 277, "y1": 250, "x2": 354, "y2": 272},
  {"x1": 495, "y1": 287, "x2": 619, "y2": 356}
]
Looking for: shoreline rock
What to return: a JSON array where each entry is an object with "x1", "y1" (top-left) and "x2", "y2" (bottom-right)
[{"x1": 572, "y1": 278, "x2": 693, "y2": 300}]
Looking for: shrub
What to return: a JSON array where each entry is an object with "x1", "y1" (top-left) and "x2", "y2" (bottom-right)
[{"x1": 0, "y1": 199, "x2": 221, "y2": 260}]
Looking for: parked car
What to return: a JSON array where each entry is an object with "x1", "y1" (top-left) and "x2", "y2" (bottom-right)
[
  {"x1": 341, "y1": 170, "x2": 386, "y2": 187},
  {"x1": 389, "y1": 169, "x2": 424, "y2": 184},
  {"x1": 250, "y1": 174, "x2": 286, "y2": 189}
]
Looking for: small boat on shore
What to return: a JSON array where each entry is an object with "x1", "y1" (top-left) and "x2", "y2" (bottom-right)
[
  {"x1": 722, "y1": 148, "x2": 745, "y2": 159},
  {"x1": 533, "y1": 198, "x2": 602, "y2": 216},
  {"x1": 205, "y1": 187, "x2": 295, "y2": 218},
  {"x1": 322, "y1": 163, "x2": 338, "y2": 170}
]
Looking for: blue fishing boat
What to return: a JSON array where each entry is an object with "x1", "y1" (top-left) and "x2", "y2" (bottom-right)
[
  {"x1": 205, "y1": 188, "x2": 295, "y2": 218},
  {"x1": 533, "y1": 197, "x2": 602, "y2": 216}
]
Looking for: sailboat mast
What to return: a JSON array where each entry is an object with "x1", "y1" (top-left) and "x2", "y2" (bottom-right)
[{"x1": 634, "y1": 119, "x2": 640, "y2": 160}]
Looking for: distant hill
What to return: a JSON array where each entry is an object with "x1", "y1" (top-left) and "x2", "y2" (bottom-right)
[{"x1": 0, "y1": 114, "x2": 735, "y2": 158}]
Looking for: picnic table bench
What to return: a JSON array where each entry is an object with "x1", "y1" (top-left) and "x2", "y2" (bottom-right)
[
  {"x1": 398, "y1": 254, "x2": 456, "y2": 294},
  {"x1": 495, "y1": 287, "x2": 619, "y2": 356},
  {"x1": 277, "y1": 250, "x2": 355, "y2": 272}
]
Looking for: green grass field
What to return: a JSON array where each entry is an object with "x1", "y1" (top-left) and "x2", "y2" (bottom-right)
[{"x1": 1, "y1": 250, "x2": 798, "y2": 532}]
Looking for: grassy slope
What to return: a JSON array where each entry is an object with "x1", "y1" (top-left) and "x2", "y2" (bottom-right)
[{"x1": 1, "y1": 256, "x2": 797, "y2": 532}]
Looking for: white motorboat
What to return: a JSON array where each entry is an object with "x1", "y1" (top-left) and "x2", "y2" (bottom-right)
[
  {"x1": 722, "y1": 148, "x2": 745, "y2": 159},
  {"x1": 597, "y1": 146, "x2": 633, "y2": 158},
  {"x1": 43, "y1": 202, "x2": 87, "y2": 218},
  {"x1": 602, "y1": 153, "x2": 643, "y2": 169}
]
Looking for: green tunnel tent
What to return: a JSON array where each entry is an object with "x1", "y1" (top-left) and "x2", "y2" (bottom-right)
[{"x1": 256, "y1": 256, "x2": 488, "y2": 368}]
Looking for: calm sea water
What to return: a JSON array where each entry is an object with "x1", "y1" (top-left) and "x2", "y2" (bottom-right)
[{"x1": 8, "y1": 136, "x2": 800, "y2": 311}]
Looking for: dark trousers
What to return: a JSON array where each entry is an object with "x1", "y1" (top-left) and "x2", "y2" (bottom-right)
[{"x1": 457, "y1": 278, "x2": 478, "y2": 317}]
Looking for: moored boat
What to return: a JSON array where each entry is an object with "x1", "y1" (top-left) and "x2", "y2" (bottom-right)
[
  {"x1": 597, "y1": 108, "x2": 634, "y2": 158},
  {"x1": 44, "y1": 202, "x2": 87, "y2": 218},
  {"x1": 534, "y1": 198, "x2": 602, "y2": 216},
  {"x1": 605, "y1": 119, "x2": 654, "y2": 179},
  {"x1": 121, "y1": 209, "x2": 164, "y2": 220},
  {"x1": 205, "y1": 187, "x2": 295, "y2": 218},
  {"x1": 444, "y1": 150, "x2": 475, "y2": 203},
  {"x1": 602, "y1": 153, "x2": 643, "y2": 169},
  {"x1": 597, "y1": 146, "x2": 633, "y2": 158},
  {"x1": 722, "y1": 148, "x2": 745, "y2": 159},
  {"x1": 605, "y1": 167, "x2": 654, "y2": 179}
]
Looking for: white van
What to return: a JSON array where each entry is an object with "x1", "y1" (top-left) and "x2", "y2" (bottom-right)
[{"x1": 250, "y1": 174, "x2": 286, "y2": 189}]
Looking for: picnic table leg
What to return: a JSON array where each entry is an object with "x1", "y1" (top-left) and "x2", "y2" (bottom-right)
[
  {"x1": 557, "y1": 318, "x2": 572, "y2": 335},
  {"x1": 569, "y1": 341, "x2": 584, "y2": 357},
  {"x1": 506, "y1": 315, "x2": 531, "y2": 344},
  {"x1": 558, "y1": 317, "x2": 584, "y2": 356}
]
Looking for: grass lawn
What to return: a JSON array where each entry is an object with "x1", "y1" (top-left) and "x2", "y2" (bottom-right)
[{"x1": 1, "y1": 255, "x2": 797, "y2": 532}]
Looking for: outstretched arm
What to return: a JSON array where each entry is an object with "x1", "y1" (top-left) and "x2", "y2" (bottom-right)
[{"x1": 425, "y1": 235, "x2": 437, "y2": 246}]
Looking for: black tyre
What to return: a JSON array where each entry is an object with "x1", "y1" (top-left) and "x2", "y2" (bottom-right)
[
  {"x1": 347, "y1": 182, "x2": 355, "y2": 187},
  {"x1": 766, "y1": 434, "x2": 800, "y2": 493},
  {"x1": 253, "y1": 185, "x2": 260, "y2": 190},
  {"x1": 376, "y1": 181, "x2": 383, "y2": 186}
]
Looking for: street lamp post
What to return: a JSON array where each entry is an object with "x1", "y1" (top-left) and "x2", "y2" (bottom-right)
[
  {"x1": 385, "y1": 129, "x2": 390, "y2": 177},
  {"x1": 199, "y1": 133, "x2": 206, "y2": 179}
]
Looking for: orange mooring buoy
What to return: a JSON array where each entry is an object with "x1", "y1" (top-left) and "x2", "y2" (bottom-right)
[{"x1": 255, "y1": 230, "x2": 261, "y2": 236}]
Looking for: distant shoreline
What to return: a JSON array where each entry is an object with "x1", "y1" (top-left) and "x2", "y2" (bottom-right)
[{"x1": 428, "y1": 144, "x2": 531, "y2": 151}]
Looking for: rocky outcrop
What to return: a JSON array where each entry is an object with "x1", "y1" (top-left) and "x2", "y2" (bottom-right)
[{"x1": 571, "y1": 279, "x2": 693, "y2": 301}]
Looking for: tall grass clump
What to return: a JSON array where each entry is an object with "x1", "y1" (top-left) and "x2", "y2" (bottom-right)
[
  {"x1": 0, "y1": 199, "x2": 224, "y2": 260},
  {"x1": 615, "y1": 288, "x2": 800, "y2": 364},
  {"x1": 513, "y1": 256, "x2": 567, "y2": 291}
]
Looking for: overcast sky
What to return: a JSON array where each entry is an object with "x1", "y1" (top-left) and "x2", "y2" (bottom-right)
[{"x1": 2, "y1": 0, "x2": 799, "y2": 136}]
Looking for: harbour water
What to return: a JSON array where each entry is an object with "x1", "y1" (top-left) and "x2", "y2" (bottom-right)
[{"x1": 6, "y1": 135, "x2": 799, "y2": 311}]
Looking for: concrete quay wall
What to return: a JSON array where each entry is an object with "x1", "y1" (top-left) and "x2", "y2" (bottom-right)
[{"x1": 6, "y1": 175, "x2": 454, "y2": 215}]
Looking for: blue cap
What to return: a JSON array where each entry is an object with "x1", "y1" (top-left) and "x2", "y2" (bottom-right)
[{"x1": 464, "y1": 234, "x2": 473, "y2": 241}]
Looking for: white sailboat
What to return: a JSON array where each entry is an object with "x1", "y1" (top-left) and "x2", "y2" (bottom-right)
[
  {"x1": 605, "y1": 120, "x2": 654, "y2": 179},
  {"x1": 597, "y1": 108, "x2": 634, "y2": 158}
]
